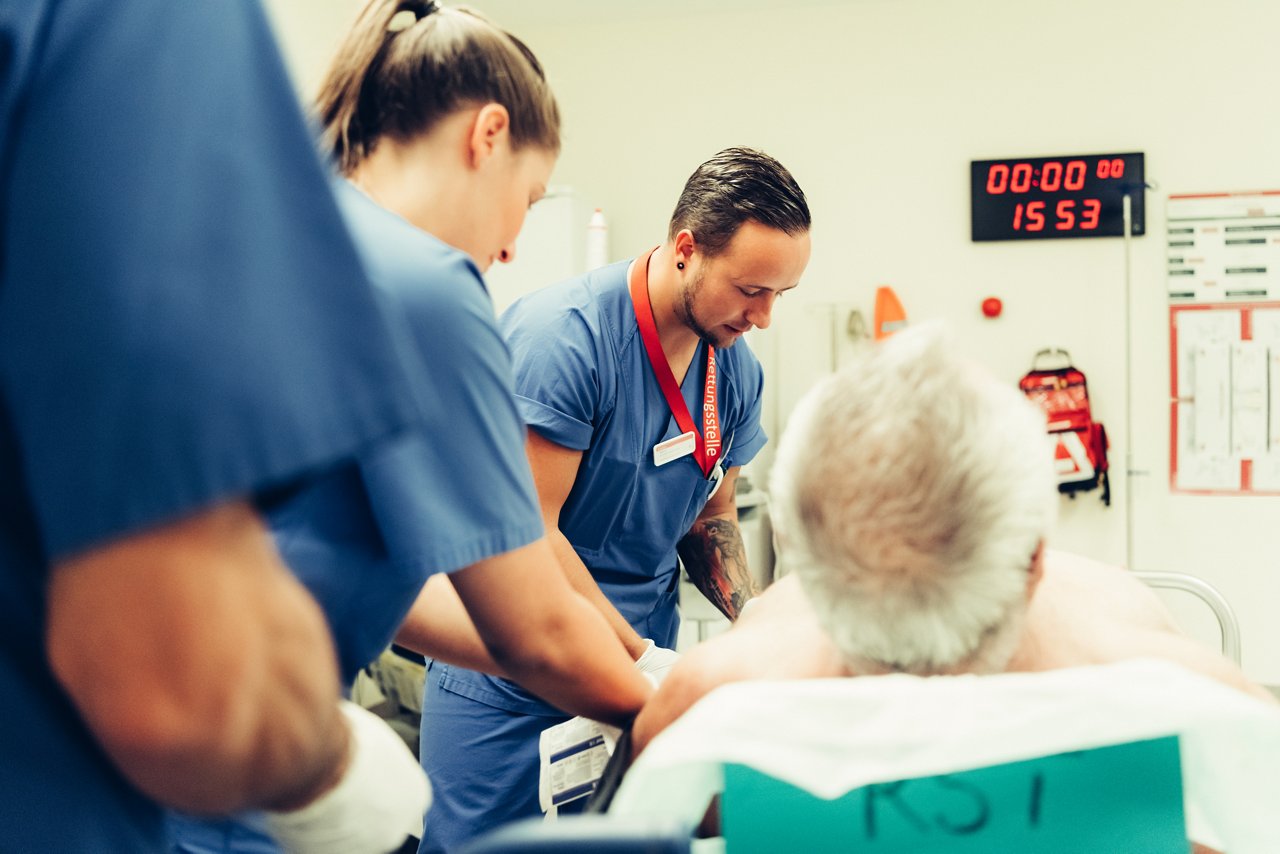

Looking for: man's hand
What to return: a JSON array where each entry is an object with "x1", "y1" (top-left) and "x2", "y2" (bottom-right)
[{"x1": 635, "y1": 640, "x2": 680, "y2": 685}]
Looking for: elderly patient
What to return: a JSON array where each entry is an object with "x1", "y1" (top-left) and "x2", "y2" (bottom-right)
[{"x1": 633, "y1": 325, "x2": 1273, "y2": 751}]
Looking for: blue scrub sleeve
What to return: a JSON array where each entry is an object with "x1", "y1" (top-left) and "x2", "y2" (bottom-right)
[
  {"x1": 0, "y1": 0, "x2": 418, "y2": 559},
  {"x1": 359, "y1": 255, "x2": 545, "y2": 573},
  {"x1": 502, "y1": 309, "x2": 611, "y2": 452}
]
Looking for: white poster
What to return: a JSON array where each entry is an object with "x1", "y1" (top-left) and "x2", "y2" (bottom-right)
[
  {"x1": 1167, "y1": 192, "x2": 1280, "y2": 304},
  {"x1": 1175, "y1": 400, "x2": 1241, "y2": 491},
  {"x1": 1191, "y1": 341, "x2": 1231, "y2": 458},
  {"x1": 1171, "y1": 309, "x2": 1247, "y2": 492},
  {"x1": 1230, "y1": 341, "x2": 1267, "y2": 458}
]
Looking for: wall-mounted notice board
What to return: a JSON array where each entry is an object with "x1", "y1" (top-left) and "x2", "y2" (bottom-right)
[{"x1": 1167, "y1": 191, "x2": 1280, "y2": 495}]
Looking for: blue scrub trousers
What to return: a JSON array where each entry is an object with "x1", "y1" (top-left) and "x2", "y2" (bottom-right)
[
  {"x1": 417, "y1": 663, "x2": 574, "y2": 854},
  {"x1": 418, "y1": 591, "x2": 679, "y2": 852}
]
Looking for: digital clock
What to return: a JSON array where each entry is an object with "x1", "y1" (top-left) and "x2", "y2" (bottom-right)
[{"x1": 970, "y1": 152, "x2": 1145, "y2": 241}]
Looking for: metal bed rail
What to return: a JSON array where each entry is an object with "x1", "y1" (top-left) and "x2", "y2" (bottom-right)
[{"x1": 1133, "y1": 571, "x2": 1242, "y2": 665}]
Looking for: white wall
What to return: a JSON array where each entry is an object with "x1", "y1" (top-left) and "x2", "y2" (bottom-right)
[
  {"x1": 266, "y1": 0, "x2": 1280, "y2": 683},
  {"x1": 262, "y1": 0, "x2": 359, "y2": 95}
]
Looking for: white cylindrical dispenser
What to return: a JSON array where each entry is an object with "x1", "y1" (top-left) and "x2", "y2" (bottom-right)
[{"x1": 585, "y1": 208, "x2": 608, "y2": 272}]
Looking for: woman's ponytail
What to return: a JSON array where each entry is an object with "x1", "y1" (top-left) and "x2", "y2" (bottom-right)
[{"x1": 313, "y1": 0, "x2": 559, "y2": 175}]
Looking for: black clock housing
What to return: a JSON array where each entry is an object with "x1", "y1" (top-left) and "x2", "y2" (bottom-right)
[{"x1": 971, "y1": 152, "x2": 1145, "y2": 241}]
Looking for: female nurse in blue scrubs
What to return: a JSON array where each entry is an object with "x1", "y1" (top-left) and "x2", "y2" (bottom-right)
[{"x1": 168, "y1": 1, "x2": 652, "y2": 852}]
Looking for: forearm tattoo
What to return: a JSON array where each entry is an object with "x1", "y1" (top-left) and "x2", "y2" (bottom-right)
[{"x1": 677, "y1": 517, "x2": 759, "y2": 621}]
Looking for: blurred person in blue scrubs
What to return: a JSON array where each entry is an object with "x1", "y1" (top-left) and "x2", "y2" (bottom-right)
[
  {"x1": 418, "y1": 147, "x2": 813, "y2": 852},
  {"x1": 0, "y1": 1, "x2": 435, "y2": 851},
  {"x1": 167, "y1": 1, "x2": 653, "y2": 852}
]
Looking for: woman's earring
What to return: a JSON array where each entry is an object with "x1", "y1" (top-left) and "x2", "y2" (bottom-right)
[{"x1": 677, "y1": 261, "x2": 685, "y2": 270}]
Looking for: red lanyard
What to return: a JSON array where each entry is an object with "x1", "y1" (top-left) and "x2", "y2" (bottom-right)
[{"x1": 629, "y1": 247, "x2": 721, "y2": 477}]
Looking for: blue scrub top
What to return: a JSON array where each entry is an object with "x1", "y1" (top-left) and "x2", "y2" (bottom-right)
[
  {"x1": 265, "y1": 181, "x2": 547, "y2": 685},
  {"x1": 434, "y1": 259, "x2": 766, "y2": 716},
  {"x1": 0, "y1": 2, "x2": 420, "y2": 850}
]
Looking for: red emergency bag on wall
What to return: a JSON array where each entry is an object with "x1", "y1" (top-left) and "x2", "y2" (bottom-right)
[{"x1": 1018, "y1": 348, "x2": 1111, "y2": 506}]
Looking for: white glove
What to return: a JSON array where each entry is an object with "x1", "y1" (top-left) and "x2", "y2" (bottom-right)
[
  {"x1": 634, "y1": 639, "x2": 680, "y2": 686},
  {"x1": 265, "y1": 700, "x2": 431, "y2": 854}
]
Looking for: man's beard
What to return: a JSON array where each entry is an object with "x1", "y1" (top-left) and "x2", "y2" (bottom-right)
[{"x1": 676, "y1": 269, "x2": 737, "y2": 349}]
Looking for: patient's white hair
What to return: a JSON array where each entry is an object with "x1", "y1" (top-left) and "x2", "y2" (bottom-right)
[{"x1": 770, "y1": 324, "x2": 1057, "y2": 675}]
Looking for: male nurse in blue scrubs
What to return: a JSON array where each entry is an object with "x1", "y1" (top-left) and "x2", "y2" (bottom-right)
[
  {"x1": 419, "y1": 147, "x2": 813, "y2": 852},
  {"x1": 0, "y1": 1, "x2": 432, "y2": 850}
]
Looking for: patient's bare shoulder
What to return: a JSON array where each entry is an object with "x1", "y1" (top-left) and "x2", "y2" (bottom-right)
[
  {"x1": 733, "y1": 575, "x2": 850, "y2": 678},
  {"x1": 1037, "y1": 550, "x2": 1181, "y2": 633},
  {"x1": 1025, "y1": 550, "x2": 1274, "y2": 704}
]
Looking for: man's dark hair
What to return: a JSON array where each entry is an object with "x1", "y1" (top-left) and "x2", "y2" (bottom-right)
[{"x1": 668, "y1": 147, "x2": 811, "y2": 256}]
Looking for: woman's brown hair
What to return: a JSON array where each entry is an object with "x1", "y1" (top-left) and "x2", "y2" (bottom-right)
[{"x1": 315, "y1": 0, "x2": 560, "y2": 174}]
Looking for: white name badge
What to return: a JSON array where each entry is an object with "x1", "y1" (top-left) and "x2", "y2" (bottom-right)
[{"x1": 653, "y1": 430, "x2": 697, "y2": 467}]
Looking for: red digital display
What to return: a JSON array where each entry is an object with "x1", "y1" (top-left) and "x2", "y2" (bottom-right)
[{"x1": 970, "y1": 153, "x2": 1144, "y2": 241}]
